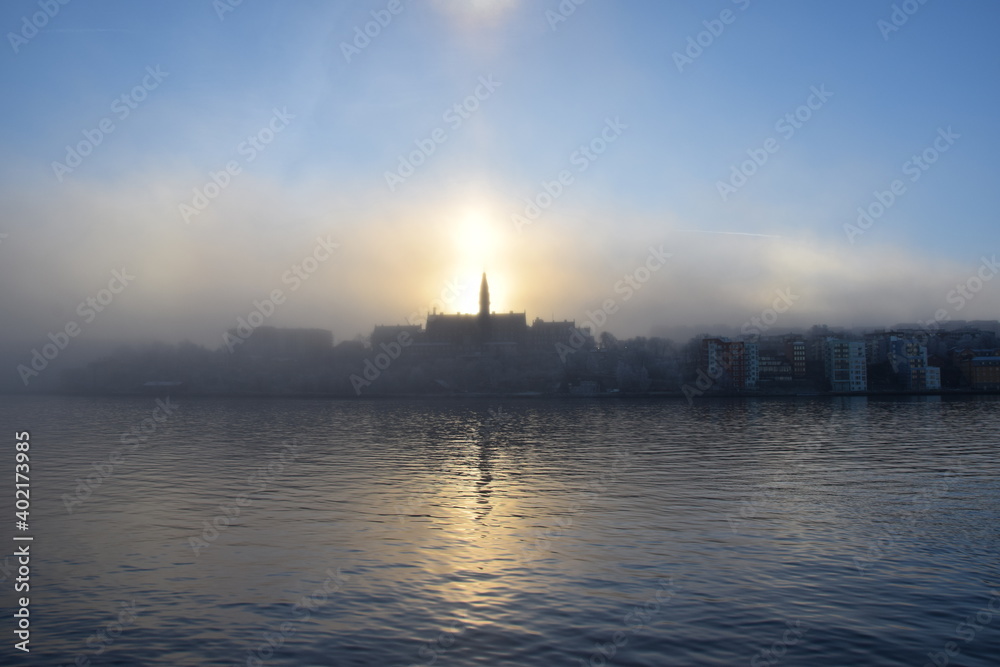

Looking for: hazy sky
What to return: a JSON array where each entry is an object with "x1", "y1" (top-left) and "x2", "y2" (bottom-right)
[{"x1": 2, "y1": 0, "x2": 999, "y2": 365}]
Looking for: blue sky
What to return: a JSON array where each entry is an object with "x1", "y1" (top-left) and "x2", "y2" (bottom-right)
[{"x1": 1, "y1": 0, "x2": 999, "y2": 358}]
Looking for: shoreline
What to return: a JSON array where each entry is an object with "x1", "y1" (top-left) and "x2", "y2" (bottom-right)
[{"x1": 4, "y1": 388, "x2": 999, "y2": 401}]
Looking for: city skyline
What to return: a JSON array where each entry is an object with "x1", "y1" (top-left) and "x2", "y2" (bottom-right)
[{"x1": 2, "y1": 0, "x2": 999, "y2": 380}]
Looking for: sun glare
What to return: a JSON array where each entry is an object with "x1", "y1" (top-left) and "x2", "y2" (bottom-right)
[
  {"x1": 450, "y1": 209, "x2": 509, "y2": 314},
  {"x1": 431, "y1": 0, "x2": 519, "y2": 23},
  {"x1": 455, "y1": 210, "x2": 496, "y2": 261}
]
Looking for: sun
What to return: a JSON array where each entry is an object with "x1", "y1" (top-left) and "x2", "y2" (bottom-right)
[
  {"x1": 455, "y1": 210, "x2": 497, "y2": 260},
  {"x1": 431, "y1": 0, "x2": 520, "y2": 24},
  {"x1": 450, "y1": 209, "x2": 508, "y2": 314}
]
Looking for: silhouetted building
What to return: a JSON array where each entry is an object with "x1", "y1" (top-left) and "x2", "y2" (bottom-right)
[
  {"x1": 699, "y1": 338, "x2": 758, "y2": 390},
  {"x1": 784, "y1": 339, "x2": 806, "y2": 378},
  {"x1": 864, "y1": 331, "x2": 900, "y2": 366},
  {"x1": 925, "y1": 366, "x2": 941, "y2": 390},
  {"x1": 970, "y1": 357, "x2": 1000, "y2": 389},
  {"x1": 400, "y1": 273, "x2": 580, "y2": 354},
  {"x1": 759, "y1": 354, "x2": 793, "y2": 383},
  {"x1": 824, "y1": 338, "x2": 867, "y2": 392},
  {"x1": 955, "y1": 347, "x2": 1000, "y2": 386},
  {"x1": 229, "y1": 326, "x2": 332, "y2": 359},
  {"x1": 372, "y1": 325, "x2": 422, "y2": 348},
  {"x1": 478, "y1": 272, "x2": 491, "y2": 340},
  {"x1": 888, "y1": 336, "x2": 931, "y2": 390},
  {"x1": 361, "y1": 273, "x2": 586, "y2": 393}
]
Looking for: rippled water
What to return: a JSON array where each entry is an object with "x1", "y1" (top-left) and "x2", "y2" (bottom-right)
[{"x1": 2, "y1": 395, "x2": 999, "y2": 666}]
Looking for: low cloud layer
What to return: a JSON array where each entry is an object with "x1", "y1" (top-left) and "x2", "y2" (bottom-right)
[{"x1": 3, "y1": 171, "x2": 996, "y2": 368}]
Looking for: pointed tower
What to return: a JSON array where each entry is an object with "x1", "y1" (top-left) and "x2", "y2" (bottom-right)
[
  {"x1": 478, "y1": 272, "x2": 491, "y2": 341},
  {"x1": 479, "y1": 272, "x2": 490, "y2": 317}
]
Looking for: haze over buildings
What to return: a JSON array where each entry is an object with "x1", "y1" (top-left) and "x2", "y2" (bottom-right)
[{"x1": 1, "y1": 1, "x2": 999, "y2": 390}]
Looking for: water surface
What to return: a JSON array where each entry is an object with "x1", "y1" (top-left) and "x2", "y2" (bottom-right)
[{"x1": 2, "y1": 395, "x2": 998, "y2": 666}]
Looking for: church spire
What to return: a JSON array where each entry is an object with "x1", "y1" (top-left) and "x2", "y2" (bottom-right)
[{"x1": 479, "y1": 272, "x2": 490, "y2": 317}]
